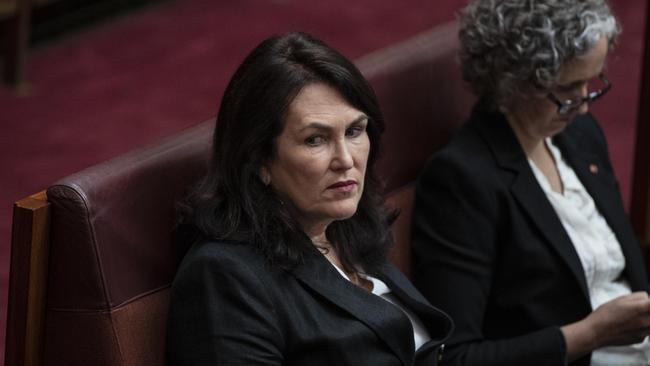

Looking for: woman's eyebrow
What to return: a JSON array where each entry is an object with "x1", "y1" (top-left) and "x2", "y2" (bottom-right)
[
  {"x1": 299, "y1": 114, "x2": 368, "y2": 132},
  {"x1": 347, "y1": 115, "x2": 369, "y2": 126}
]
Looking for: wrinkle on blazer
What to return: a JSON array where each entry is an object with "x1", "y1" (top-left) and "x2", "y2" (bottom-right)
[
  {"x1": 412, "y1": 106, "x2": 648, "y2": 366},
  {"x1": 167, "y1": 239, "x2": 453, "y2": 366}
]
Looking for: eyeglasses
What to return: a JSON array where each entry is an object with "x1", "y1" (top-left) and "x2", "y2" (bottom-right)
[{"x1": 547, "y1": 73, "x2": 612, "y2": 115}]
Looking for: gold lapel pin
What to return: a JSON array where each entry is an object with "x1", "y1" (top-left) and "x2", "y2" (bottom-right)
[{"x1": 589, "y1": 164, "x2": 599, "y2": 174}]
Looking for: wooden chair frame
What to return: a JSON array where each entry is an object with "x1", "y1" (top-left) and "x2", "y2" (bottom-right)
[{"x1": 6, "y1": 192, "x2": 49, "y2": 366}]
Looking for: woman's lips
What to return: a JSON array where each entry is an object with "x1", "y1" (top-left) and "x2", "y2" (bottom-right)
[{"x1": 328, "y1": 180, "x2": 357, "y2": 193}]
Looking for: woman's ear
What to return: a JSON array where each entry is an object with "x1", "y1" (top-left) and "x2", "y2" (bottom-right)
[{"x1": 259, "y1": 166, "x2": 271, "y2": 186}]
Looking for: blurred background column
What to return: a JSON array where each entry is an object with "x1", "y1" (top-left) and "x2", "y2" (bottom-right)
[
  {"x1": 631, "y1": 2, "x2": 650, "y2": 248},
  {"x1": 1, "y1": 0, "x2": 32, "y2": 89}
]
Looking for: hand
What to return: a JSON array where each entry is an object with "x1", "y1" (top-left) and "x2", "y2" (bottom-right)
[
  {"x1": 588, "y1": 291, "x2": 650, "y2": 347},
  {"x1": 561, "y1": 291, "x2": 650, "y2": 362}
]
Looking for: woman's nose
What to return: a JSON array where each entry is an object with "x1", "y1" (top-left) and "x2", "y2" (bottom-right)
[
  {"x1": 577, "y1": 101, "x2": 590, "y2": 114},
  {"x1": 331, "y1": 141, "x2": 354, "y2": 171}
]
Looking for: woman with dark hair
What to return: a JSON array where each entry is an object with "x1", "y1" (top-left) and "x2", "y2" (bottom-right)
[
  {"x1": 412, "y1": 1, "x2": 650, "y2": 365},
  {"x1": 166, "y1": 32, "x2": 453, "y2": 365}
]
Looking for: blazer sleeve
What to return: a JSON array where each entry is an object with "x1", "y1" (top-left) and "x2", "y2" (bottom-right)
[
  {"x1": 411, "y1": 153, "x2": 567, "y2": 366},
  {"x1": 166, "y1": 244, "x2": 285, "y2": 365}
]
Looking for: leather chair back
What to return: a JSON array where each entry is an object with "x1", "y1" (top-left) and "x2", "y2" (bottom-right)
[
  {"x1": 362, "y1": 21, "x2": 473, "y2": 277},
  {"x1": 43, "y1": 122, "x2": 212, "y2": 365}
]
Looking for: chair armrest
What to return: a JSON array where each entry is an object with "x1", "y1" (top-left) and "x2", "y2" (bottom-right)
[{"x1": 6, "y1": 191, "x2": 50, "y2": 366}]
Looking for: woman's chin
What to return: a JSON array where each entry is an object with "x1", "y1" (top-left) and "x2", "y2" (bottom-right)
[{"x1": 326, "y1": 205, "x2": 360, "y2": 222}]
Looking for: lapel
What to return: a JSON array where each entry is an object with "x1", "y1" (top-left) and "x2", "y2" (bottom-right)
[
  {"x1": 376, "y1": 263, "x2": 454, "y2": 359},
  {"x1": 474, "y1": 109, "x2": 590, "y2": 302},
  {"x1": 553, "y1": 116, "x2": 621, "y2": 235},
  {"x1": 553, "y1": 114, "x2": 648, "y2": 291},
  {"x1": 290, "y1": 248, "x2": 414, "y2": 366},
  {"x1": 377, "y1": 263, "x2": 453, "y2": 341}
]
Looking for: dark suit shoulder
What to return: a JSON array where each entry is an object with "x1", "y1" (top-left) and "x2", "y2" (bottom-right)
[
  {"x1": 556, "y1": 112, "x2": 616, "y2": 178},
  {"x1": 168, "y1": 240, "x2": 287, "y2": 365},
  {"x1": 561, "y1": 113, "x2": 608, "y2": 148},
  {"x1": 421, "y1": 110, "x2": 504, "y2": 181},
  {"x1": 417, "y1": 118, "x2": 503, "y2": 220},
  {"x1": 181, "y1": 240, "x2": 267, "y2": 269},
  {"x1": 174, "y1": 239, "x2": 286, "y2": 296},
  {"x1": 174, "y1": 240, "x2": 290, "y2": 312},
  {"x1": 436, "y1": 116, "x2": 493, "y2": 161}
]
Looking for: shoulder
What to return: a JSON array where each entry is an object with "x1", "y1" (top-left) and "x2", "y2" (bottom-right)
[
  {"x1": 417, "y1": 119, "x2": 500, "y2": 204},
  {"x1": 178, "y1": 240, "x2": 267, "y2": 273},
  {"x1": 557, "y1": 112, "x2": 612, "y2": 165},
  {"x1": 167, "y1": 241, "x2": 287, "y2": 364},
  {"x1": 414, "y1": 108, "x2": 514, "y2": 228},
  {"x1": 421, "y1": 108, "x2": 501, "y2": 181},
  {"x1": 172, "y1": 240, "x2": 280, "y2": 294},
  {"x1": 181, "y1": 239, "x2": 265, "y2": 266},
  {"x1": 562, "y1": 112, "x2": 607, "y2": 145}
]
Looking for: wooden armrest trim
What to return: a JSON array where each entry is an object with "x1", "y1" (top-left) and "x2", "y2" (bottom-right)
[{"x1": 6, "y1": 191, "x2": 50, "y2": 366}]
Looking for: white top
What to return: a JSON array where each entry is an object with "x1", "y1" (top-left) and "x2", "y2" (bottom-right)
[
  {"x1": 328, "y1": 261, "x2": 432, "y2": 350},
  {"x1": 528, "y1": 138, "x2": 650, "y2": 365}
]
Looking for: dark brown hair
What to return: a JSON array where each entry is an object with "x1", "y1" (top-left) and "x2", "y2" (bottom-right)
[{"x1": 178, "y1": 32, "x2": 393, "y2": 274}]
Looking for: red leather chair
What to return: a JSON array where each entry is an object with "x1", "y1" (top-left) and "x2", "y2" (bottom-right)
[
  {"x1": 6, "y1": 20, "x2": 473, "y2": 366},
  {"x1": 360, "y1": 22, "x2": 474, "y2": 277}
]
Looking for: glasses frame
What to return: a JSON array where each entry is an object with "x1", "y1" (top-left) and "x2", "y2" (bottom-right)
[{"x1": 547, "y1": 73, "x2": 612, "y2": 115}]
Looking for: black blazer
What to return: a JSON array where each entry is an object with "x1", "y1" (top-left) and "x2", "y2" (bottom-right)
[
  {"x1": 166, "y1": 240, "x2": 453, "y2": 366},
  {"x1": 411, "y1": 107, "x2": 648, "y2": 366}
]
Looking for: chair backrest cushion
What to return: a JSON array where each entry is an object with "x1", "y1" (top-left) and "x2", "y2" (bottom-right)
[
  {"x1": 45, "y1": 122, "x2": 212, "y2": 365},
  {"x1": 359, "y1": 21, "x2": 473, "y2": 277},
  {"x1": 43, "y1": 20, "x2": 473, "y2": 365}
]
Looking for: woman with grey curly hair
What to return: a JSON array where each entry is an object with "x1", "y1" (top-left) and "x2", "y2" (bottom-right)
[{"x1": 411, "y1": 0, "x2": 650, "y2": 365}]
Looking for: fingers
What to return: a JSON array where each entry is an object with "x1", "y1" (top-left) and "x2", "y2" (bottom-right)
[
  {"x1": 604, "y1": 292, "x2": 650, "y2": 309},
  {"x1": 625, "y1": 293, "x2": 650, "y2": 317},
  {"x1": 590, "y1": 292, "x2": 650, "y2": 347},
  {"x1": 626, "y1": 291, "x2": 649, "y2": 301},
  {"x1": 618, "y1": 293, "x2": 650, "y2": 317}
]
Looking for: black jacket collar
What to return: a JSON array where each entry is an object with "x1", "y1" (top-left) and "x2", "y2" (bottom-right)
[
  {"x1": 290, "y1": 247, "x2": 453, "y2": 365},
  {"x1": 473, "y1": 108, "x2": 592, "y2": 302},
  {"x1": 471, "y1": 107, "x2": 648, "y2": 299}
]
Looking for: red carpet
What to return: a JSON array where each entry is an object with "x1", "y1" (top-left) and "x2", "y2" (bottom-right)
[{"x1": 0, "y1": 0, "x2": 646, "y2": 362}]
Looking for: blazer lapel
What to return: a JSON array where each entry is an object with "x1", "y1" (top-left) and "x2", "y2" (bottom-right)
[
  {"x1": 475, "y1": 110, "x2": 590, "y2": 302},
  {"x1": 553, "y1": 122, "x2": 623, "y2": 233},
  {"x1": 377, "y1": 263, "x2": 453, "y2": 342},
  {"x1": 554, "y1": 116, "x2": 648, "y2": 291},
  {"x1": 290, "y1": 249, "x2": 414, "y2": 366},
  {"x1": 377, "y1": 264, "x2": 454, "y2": 361}
]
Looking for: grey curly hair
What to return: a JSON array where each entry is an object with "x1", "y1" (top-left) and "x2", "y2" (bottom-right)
[{"x1": 459, "y1": 0, "x2": 619, "y2": 108}]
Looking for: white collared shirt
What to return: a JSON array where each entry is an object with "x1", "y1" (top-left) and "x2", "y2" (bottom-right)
[{"x1": 529, "y1": 138, "x2": 650, "y2": 365}]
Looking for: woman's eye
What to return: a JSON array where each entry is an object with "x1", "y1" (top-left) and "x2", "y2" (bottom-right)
[
  {"x1": 345, "y1": 126, "x2": 365, "y2": 138},
  {"x1": 557, "y1": 81, "x2": 587, "y2": 94},
  {"x1": 305, "y1": 136, "x2": 325, "y2": 146}
]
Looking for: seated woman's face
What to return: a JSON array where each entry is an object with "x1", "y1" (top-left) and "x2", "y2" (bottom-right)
[
  {"x1": 263, "y1": 82, "x2": 370, "y2": 234},
  {"x1": 508, "y1": 36, "x2": 609, "y2": 140}
]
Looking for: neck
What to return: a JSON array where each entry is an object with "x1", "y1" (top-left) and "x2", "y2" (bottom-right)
[
  {"x1": 306, "y1": 222, "x2": 371, "y2": 291},
  {"x1": 306, "y1": 224, "x2": 344, "y2": 269},
  {"x1": 309, "y1": 231, "x2": 330, "y2": 248},
  {"x1": 304, "y1": 221, "x2": 334, "y2": 255},
  {"x1": 310, "y1": 231, "x2": 342, "y2": 270}
]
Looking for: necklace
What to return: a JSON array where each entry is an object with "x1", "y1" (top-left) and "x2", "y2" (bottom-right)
[{"x1": 312, "y1": 236, "x2": 373, "y2": 291}]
